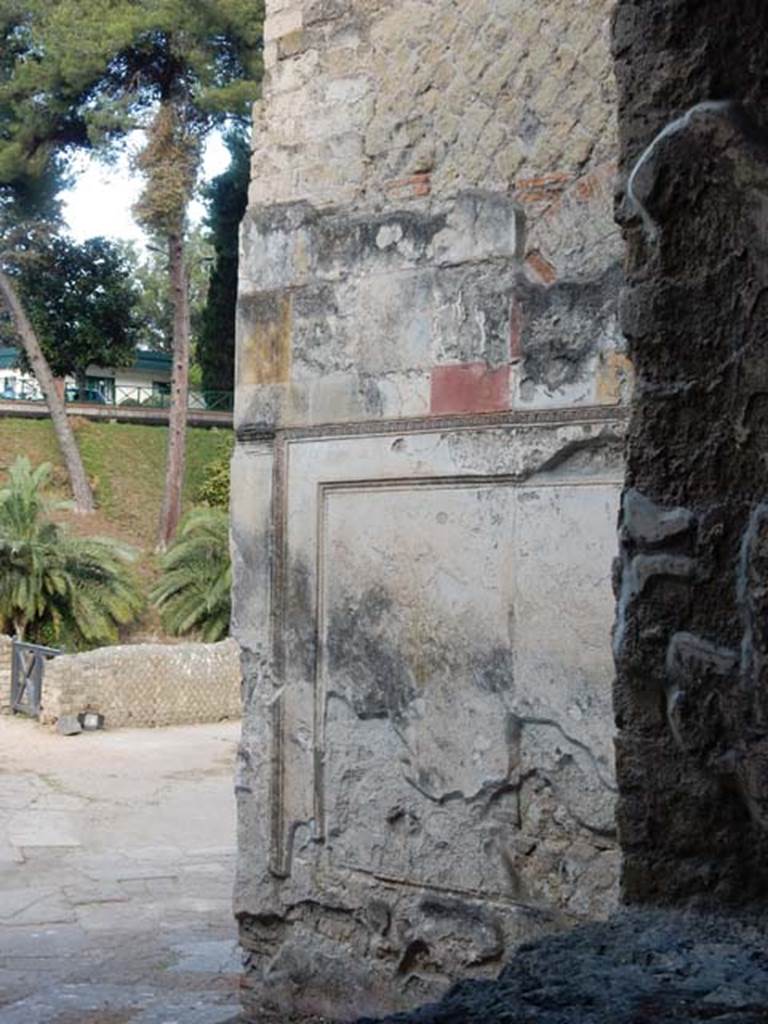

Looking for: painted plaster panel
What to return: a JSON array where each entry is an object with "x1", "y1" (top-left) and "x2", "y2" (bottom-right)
[
  {"x1": 233, "y1": 415, "x2": 624, "y2": 1018},
  {"x1": 321, "y1": 479, "x2": 618, "y2": 898}
]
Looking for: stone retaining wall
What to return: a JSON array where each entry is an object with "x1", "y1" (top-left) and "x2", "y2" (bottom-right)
[
  {"x1": 0, "y1": 634, "x2": 12, "y2": 714},
  {"x1": 40, "y1": 639, "x2": 241, "y2": 729}
]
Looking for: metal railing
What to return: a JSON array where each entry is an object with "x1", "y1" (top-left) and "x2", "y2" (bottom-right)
[
  {"x1": 11, "y1": 640, "x2": 61, "y2": 718},
  {"x1": 0, "y1": 385, "x2": 233, "y2": 413},
  {"x1": 109, "y1": 386, "x2": 234, "y2": 412}
]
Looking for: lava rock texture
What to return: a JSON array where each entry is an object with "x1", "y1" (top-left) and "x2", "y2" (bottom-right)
[
  {"x1": 358, "y1": 910, "x2": 768, "y2": 1024},
  {"x1": 612, "y1": 0, "x2": 768, "y2": 903}
]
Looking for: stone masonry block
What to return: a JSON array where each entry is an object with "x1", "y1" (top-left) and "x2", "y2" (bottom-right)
[{"x1": 264, "y1": 6, "x2": 303, "y2": 43}]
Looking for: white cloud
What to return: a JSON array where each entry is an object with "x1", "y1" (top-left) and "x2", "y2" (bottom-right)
[{"x1": 61, "y1": 132, "x2": 233, "y2": 248}]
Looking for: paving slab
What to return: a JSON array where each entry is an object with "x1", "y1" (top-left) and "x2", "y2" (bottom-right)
[{"x1": 0, "y1": 715, "x2": 242, "y2": 1023}]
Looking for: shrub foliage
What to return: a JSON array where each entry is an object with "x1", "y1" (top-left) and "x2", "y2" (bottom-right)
[
  {"x1": 0, "y1": 457, "x2": 143, "y2": 648},
  {"x1": 150, "y1": 507, "x2": 231, "y2": 642}
]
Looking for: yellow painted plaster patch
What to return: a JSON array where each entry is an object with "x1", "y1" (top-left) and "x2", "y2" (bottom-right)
[
  {"x1": 597, "y1": 351, "x2": 634, "y2": 405},
  {"x1": 238, "y1": 293, "x2": 293, "y2": 387}
]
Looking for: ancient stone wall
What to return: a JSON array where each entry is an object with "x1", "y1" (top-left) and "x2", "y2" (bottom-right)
[
  {"x1": 0, "y1": 634, "x2": 12, "y2": 714},
  {"x1": 613, "y1": 0, "x2": 768, "y2": 904},
  {"x1": 234, "y1": 1, "x2": 626, "y2": 1019},
  {"x1": 40, "y1": 639, "x2": 241, "y2": 730},
  {"x1": 238, "y1": 0, "x2": 629, "y2": 430}
]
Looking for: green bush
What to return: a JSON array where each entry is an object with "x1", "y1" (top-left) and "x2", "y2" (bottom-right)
[
  {"x1": 150, "y1": 507, "x2": 231, "y2": 642},
  {"x1": 0, "y1": 457, "x2": 143, "y2": 649},
  {"x1": 195, "y1": 437, "x2": 232, "y2": 509}
]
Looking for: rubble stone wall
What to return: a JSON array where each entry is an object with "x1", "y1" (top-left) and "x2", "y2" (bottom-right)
[
  {"x1": 0, "y1": 635, "x2": 11, "y2": 714},
  {"x1": 238, "y1": 0, "x2": 628, "y2": 432},
  {"x1": 234, "y1": 1, "x2": 626, "y2": 1019},
  {"x1": 40, "y1": 639, "x2": 241, "y2": 730}
]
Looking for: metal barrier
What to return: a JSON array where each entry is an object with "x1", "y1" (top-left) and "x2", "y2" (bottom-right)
[
  {"x1": 111, "y1": 386, "x2": 234, "y2": 411},
  {"x1": 10, "y1": 640, "x2": 61, "y2": 718},
  {"x1": 0, "y1": 387, "x2": 233, "y2": 412}
]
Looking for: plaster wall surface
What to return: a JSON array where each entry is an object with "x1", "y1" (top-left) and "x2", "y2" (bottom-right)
[{"x1": 233, "y1": 0, "x2": 626, "y2": 1017}]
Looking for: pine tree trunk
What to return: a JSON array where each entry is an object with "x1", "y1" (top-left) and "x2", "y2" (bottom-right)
[
  {"x1": 0, "y1": 268, "x2": 95, "y2": 514},
  {"x1": 156, "y1": 231, "x2": 190, "y2": 550}
]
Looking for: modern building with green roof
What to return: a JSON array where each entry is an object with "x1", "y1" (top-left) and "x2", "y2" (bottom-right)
[{"x1": 0, "y1": 347, "x2": 172, "y2": 404}]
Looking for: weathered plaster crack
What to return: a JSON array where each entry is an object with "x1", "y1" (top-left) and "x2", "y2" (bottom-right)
[{"x1": 508, "y1": 714, "x2": 617, "y2": 794}]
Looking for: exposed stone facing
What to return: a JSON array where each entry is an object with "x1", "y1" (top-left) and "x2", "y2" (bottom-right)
[
  {"x1": 253, "y1": 0, "x2": 616, "y2": 211},
  {"x1": 237, "y1": 0, "x2": 626, "y2": 433},
  {"x1": 234, "y1": 0, "x2": 627, "y2": 1018},
  {"x1": 40, "y1": 639, "x2": 241, "y2": 730},
  {"x1": 0, "y1": 634, "x2": 12, "y2": 714},
  {"x1": 612, "y1": 0, "x2": 768, "y2": 904}
]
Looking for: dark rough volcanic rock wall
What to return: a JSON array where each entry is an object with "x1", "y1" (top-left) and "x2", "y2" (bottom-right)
[
  {"x1": 359, "y1": 910, "x2": 768, "y2": 1024},
  {"x1": 613, "y1": 0, "x2": 768, "y2": 904}
]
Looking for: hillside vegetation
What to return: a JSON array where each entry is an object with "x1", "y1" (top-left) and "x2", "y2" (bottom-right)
[
  {"x1": 0, "y1": 418, "x2": 232, "y2": 645},
  {"x1": 0, "y1": 418, "x2": 230, "y2": 548}
]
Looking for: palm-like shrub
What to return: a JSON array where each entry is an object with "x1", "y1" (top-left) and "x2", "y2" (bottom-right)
[
  {"x1": 0, "y1": 457, "x2": 143, "y2": 648},
  {"x1": 150, "y1": 507, "x2": 231, "y2": 642}
]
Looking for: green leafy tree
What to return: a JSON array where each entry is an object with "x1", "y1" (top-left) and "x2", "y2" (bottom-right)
[
  {"x1": 13, "y1": 235, "x2": 140, "y2": 398},
  {"x1": 0, "y1": 0, "x2": 264, "y2": 544},
  {"x1": 0, "y1": 456, "x2": 143, "y2": 647},
  {"x1": 118, "y1": 228, "x2": 213, "y2": 354},
  {"x1": 198, "y1": 129, "x2": 250, "y2": 396},
  {"x1": 150, "y1": 506, "x2": 231, "y2": 642},
  {"x1": 0, "y1": 6, "x2": 96, "y2": 512}
]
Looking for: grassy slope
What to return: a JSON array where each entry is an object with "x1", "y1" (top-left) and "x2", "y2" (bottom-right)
[{"x1": 0, "y1": 418, "x2": 230, "y2": 547}]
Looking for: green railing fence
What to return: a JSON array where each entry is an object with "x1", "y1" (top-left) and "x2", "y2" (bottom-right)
[{"x1": 1, "y1": 383, "x2": 233, "y2": 413}]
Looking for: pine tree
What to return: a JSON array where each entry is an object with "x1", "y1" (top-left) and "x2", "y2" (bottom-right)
[
  {"x1": 0, "y1": 0, "x2": 264, "y2": 541},
  {"x1": 0, "y1": 5, "x2": 96, "y2": 512}
]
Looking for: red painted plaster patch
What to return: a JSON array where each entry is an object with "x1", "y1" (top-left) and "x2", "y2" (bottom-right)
[{"x1": 430, "y1": 363, "x2": 511, "y2": 415}]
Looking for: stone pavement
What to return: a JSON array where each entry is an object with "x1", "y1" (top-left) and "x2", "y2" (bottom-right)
[{"x1": 0, "y1": 714, "x2": 242, "y2": 1024}]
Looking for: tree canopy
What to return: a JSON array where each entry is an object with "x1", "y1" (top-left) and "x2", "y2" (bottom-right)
[
  {"x1": 12, "y1": 235, "x2": 140, "y2": 384},
  {"x1": 0, "y1": 0, "x2": 263, "y2": 166},
  {"x1": 0, "y1": 0, "x2": 263, "y2": 530}
]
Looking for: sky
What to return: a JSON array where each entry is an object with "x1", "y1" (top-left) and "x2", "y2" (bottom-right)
[{"x1": 61, "y1": 132, "x2": 231, "y2": 247}]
